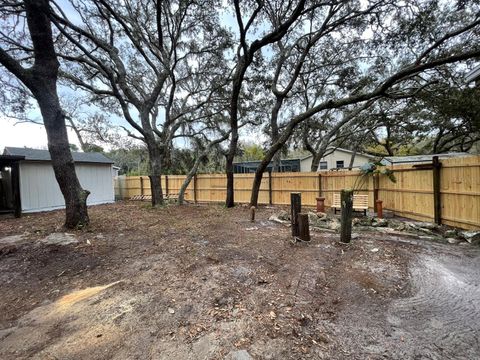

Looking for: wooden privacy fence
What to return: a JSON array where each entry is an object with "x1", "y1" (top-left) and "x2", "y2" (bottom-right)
[{"x1": 115, "y1": 155, "x2": 480, "y2": 230}]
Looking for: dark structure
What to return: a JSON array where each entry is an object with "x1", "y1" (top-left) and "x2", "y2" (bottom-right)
[
  {"x1": 233, "y1": 158, "x2": 301, "y2": 173},
  {"x1": 0, "y1": 155, "x2": 25, "y2": 217}
]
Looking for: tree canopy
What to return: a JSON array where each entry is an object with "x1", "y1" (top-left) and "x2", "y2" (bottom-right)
[{"x1": 1, "y1": 0, "x2": 479, "y2": 210}]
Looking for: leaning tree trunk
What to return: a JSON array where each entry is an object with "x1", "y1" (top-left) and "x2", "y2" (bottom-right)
[
  {"x1": 37, "y1": 93, "x2": 90, "y2": 228},
  {"x1": 250, "y1": 140, "x2": 285, "y2": 207},
  {"x1": 310, "y1": 152, "x2": 323, "y2": 172},
  {"x1": 348, "y1": 149, "x2": 357, "y2": 170},
  {"x1": 310, "y1": 142, "x2": 330, "y2": 172},
  {"x1": 250, "y1": 157, "x2": 273, "y2": 207},
  {"x1": 178, "y1": 154, "x2": 204, "y2": 205},
  {"x1": 23, "y1": 0, "x2": 89, "y2": 228}
]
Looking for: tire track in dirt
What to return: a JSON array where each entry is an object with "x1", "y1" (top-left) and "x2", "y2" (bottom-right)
[{"x1": 387, "y1": 248, "x2": 480, "y2": 359}]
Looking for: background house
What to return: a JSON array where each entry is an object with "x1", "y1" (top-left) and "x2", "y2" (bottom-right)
[
  {"x1": 300, "y1": 147, "x2": 375, "y2": 172},
  {"x1": 233, "y1": 158, "x2": 301, "y2": 173},
  {"x1": 233, "y1": 147, "x2": 375, "y2": 173},
  {"x1": 1, "y1": 147, "x2": 115, "y2": 214}
]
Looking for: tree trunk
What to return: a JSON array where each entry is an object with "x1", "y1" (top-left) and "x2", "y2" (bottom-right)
[
  {"x1": 250, "y1": 141, "x2": 286, "y2": 207},
  {"x1": 146, "y1": 141, "x2": 164, "y2": 206},
  {"x1": 24, "y1": 0, "x2": 90, "y2": 228},
  {"x1": 37, "y1": 94, "x2": 90, "y2": 228},
  {"x1": 270, "y1": 99, "x2": 282, "y2": 172},
  {"x1": 178, "y1": 154, "x2": 204, "y2": 205},
  {"x1": 249, "y1": 157, "x2": 272, "y2": 207},
  {"x1": 348, "y1": 149, "x2": 357, "y2": 170},
  {"x1": 310, "y1": 152, "x2": 323, "y2": 172},
  {"x1": 225, "y1": 153, "x2": 235, "y2": 207},
  {"x1": 272, "y1": 151, "x2": 281, "y2": 172},
  {"x1": 340, "y1": 189, "x2": 353, "y2": 243},
  {"x1": 310, "y1": 142, "x2": 331, "y2": 172},
  {"x1": 225, "y1": 83, "x2": 241, "y2": 208}
]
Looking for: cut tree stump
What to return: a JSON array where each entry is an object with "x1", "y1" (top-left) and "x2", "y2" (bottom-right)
[
  {"x1": 290, "y1": 193, "x2": 301, "y2": 237},
  {"x1": 340, "y1": 189, "x2": 353, "y2": 243},
  {"x1": 297, "y1": 213, "x2": 310, "y2": 242}
]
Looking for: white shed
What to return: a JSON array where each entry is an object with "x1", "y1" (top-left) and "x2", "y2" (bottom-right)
[{"x1": 1, "y1": 147, "x2": 115, "y2": 214}]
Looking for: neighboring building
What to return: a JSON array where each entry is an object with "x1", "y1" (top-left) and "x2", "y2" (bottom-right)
[
  {"x1": 233, "y1": 147, "x2": 375, "y2": 173},
  {"x1": 0, "y1": 147, "x2": 115, "y2": 215},
  {"x1": 233, "y1": 158, "x2": 301, "y2": 173},
  {"x1": 299, "y1": 147, "x2": 375, "y2": 172},
  {"x1": 380, "y1": 152, "x2": 472, "y2": 165},
  {"x1": 466, "y1": 65, "x2": 480, "y2": 86}
]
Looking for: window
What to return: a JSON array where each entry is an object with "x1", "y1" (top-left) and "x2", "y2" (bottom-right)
[
  {"x1": 319, "y1": 161, "x2": 328, "y2": 170},
  {"x1": 336, "y1": 160, "x2": 344, "y2": 169}
]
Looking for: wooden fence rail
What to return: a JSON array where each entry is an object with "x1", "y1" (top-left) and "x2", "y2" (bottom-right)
[{"x1": 114, "y1": 155, "x2": 480, "y2": 230}]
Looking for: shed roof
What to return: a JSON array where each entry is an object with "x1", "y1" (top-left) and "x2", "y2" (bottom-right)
[
  {"x1": 380, "y1": 152, "x2": 471, "y2": 165},
  {"x1": 0, "y1": 155, "x2": 25, "y2": 167},
  {"x1": 299, "y1": 147, "x2": 376, "y2": 161},
  {"x1": 466, "y1": 65, "x2": 480, "y2": 83},
  {"x1": 3, "y1": 147, "x2": 114, "y2": 164}
]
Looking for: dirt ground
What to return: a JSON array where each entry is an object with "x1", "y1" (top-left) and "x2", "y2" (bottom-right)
[{"x1": 0, "y1": 202, "x2": 479, "y2": 360}]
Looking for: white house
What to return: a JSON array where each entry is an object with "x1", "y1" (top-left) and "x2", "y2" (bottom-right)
[
  {"x1": 299, "y1": 147, "x2": 375, "y2": 172},
  {"x1": 1, "y1": 147, "x2": 115, "y2": 214}
]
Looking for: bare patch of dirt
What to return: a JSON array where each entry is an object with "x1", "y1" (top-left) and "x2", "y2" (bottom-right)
[{"x1": 0, "y1": 202, "x2": 479, "y2": 359}]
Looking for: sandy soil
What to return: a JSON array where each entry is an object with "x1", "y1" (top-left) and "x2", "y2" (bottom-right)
[{"x1": 0, "y1": 202, "x2": 478, "y2": 359}]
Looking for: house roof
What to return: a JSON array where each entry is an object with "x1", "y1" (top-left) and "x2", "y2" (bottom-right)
[
  {"x1": 3, "y1": 147, "x2": 114, "y2": 164},
  {"x1": 380, "y1": 152, "x2": 471, "y2": 165},
  {"x1": 0, "y1": 155, "x2": 25, "y2": 166},
  {"x1": 299, "y1": 147, "x2": 375, "y2": 161},
  {"x1": 466, "y1": 65, "x2": 480, "y2": 83}
]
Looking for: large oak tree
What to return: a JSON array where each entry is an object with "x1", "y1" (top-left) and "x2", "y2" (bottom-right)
[{"x1": 0, "y1": 0, "x2": 90, "y2": 228}]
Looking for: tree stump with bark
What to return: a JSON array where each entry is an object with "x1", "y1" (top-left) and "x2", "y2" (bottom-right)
[
  {"x1": 297, "y1": 213, "x2": 310, "y2": 242},
  {"x1": 340, "y1": 189, "x2": 354, "y2": 243},
  {"x1": 290, "y1": 193, "x2": 301, "y2": 237}
]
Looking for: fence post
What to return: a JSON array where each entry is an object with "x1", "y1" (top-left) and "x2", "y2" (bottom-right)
[
  {"x1": 290, "y1": 193, "x2": 301, "y2": 237},
  {"x1": 376, "y1": 200, "x2": 383, "y2": 219},
  {"x1": 165, "y1": 175, "x2": 169, "y2": 196},
  {"x1": 318, "y1": 173, "x2": 322, "y2": 196},
  {"x1": 193, "y1": 174, "x2": 198, "y2": 203},
  {"x1": 432, "y1": 156, "x2": 442, "y2": 225},
  {"x1": 140, "y1": 176, "x2": 144, "y2": 196},
  {"x1": 268, "y1": 170, "x2": 273, "y2": 205},
  {"x1": 373, "y1": 174, "x2": 379, "y2": 213}
]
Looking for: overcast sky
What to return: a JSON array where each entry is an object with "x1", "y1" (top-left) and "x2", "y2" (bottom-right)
[
  {"x1": 0, "y1": 117, "x2": 81, "y2": 152},
  {"x1": 0, "y1": 1, "x2": 241, "y2": 154}
]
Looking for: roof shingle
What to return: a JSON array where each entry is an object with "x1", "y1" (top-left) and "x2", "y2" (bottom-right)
[{"x1": 3, "y1": 147, "x2": 113, "y2": 164}]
